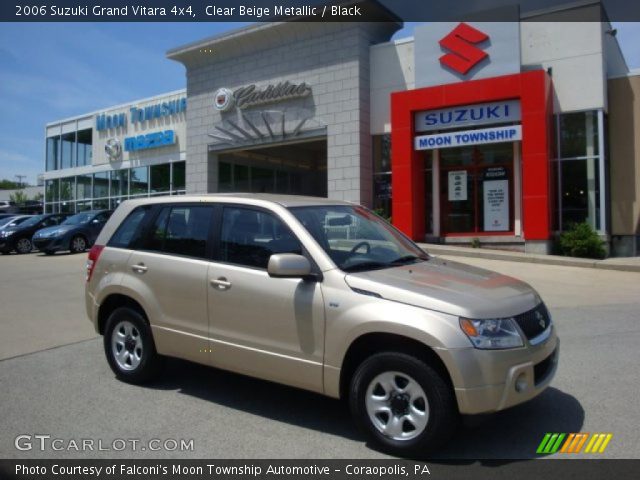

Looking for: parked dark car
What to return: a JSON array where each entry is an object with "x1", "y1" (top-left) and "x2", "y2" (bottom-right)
[
  {"x1": 0, "y1": 213, "x2": 70, "y2": 254},
  {"x1": 33, "y1": 210, "x2": 112, "y2": 254}
]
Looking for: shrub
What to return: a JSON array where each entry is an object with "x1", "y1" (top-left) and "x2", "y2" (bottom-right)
[
  {"x1": 471, "y1": 237, "x2": 481, "y2": 248},
  {"x1": 558, "y1": 222, "x2": 606, "y2": 259}
]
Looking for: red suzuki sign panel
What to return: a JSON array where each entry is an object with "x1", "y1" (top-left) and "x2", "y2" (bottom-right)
[{"x1": 414, "y1": 22, "x2": 521, "y2": 87}]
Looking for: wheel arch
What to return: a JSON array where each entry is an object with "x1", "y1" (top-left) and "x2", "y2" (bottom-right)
[
  {"x1": 97, "y1": 294, "x2": 149, "y2": 335},
  {"x1": 338, "y1": 332, "x2": 455, "y2": 403}
]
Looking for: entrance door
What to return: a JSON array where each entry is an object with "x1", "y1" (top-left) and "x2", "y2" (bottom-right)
[{"x1": 439, "y1": 143, "x2": 514, "y2": 235}]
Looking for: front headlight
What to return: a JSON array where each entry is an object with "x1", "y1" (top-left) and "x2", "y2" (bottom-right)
[
  {"x1": 0, "y1": 230, "x2": 15, "y2": 238},
  {"x1": 459, "y1": 317, "x2": 524, "y2": 349}
]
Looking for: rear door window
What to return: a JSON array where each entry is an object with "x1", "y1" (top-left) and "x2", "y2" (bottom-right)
[{"x1": 143, "y1": 205, "x2": 214, "y2": 260}]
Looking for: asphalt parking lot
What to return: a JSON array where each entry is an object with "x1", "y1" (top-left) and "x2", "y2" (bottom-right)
[{"x1": 0, "y1": 251, "x2": 639, "y2": 459}]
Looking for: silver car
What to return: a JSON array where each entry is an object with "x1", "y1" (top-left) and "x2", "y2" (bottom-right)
[{"x1": 85, "y1": 194, "x2": 558, "y2": 455}]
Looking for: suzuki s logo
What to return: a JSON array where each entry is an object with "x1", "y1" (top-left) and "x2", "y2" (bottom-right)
[{"x1": 439, "y1": 23, "x2": 489, "y2": 75}]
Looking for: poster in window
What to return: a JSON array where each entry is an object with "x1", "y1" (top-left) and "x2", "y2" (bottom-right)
[
  {"x1": 483, "y1": 179, "x2": 509, "y2": 231},
  {"x1": 448, "y1": 170, "x2": 467, "y2": 201}
]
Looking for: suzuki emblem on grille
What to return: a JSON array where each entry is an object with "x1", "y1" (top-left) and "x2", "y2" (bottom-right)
[{"x1": 439, "y1": 23, "x2": 489, "y2": 75}]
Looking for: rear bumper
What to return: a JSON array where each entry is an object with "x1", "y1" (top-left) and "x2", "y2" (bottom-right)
[
  {"x1": 440, "y1": 328, "x2": 559, "y2": 415},
  {"x1": 85, "y1": 290, "x2": 100, "y2": 333}
]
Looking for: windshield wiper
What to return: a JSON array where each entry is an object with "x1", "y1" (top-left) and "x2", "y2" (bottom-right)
[
  {"x1": 342, "y1": 261, "x2": 390, "y2": 272},
  {"x1": 389, "y1": 255, "x2": 427, "y2": 265}
]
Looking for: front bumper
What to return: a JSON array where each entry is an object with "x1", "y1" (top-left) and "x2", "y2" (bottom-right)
[
  {"x1": 439, "y1": 327, "x2": 559, "y2": 415},
  {"x1": 0, "y1": 239, "x2": 14, "y2": 252},
  {"x1": 33, "y1": 237, "x2": 66, "y2": 252}
]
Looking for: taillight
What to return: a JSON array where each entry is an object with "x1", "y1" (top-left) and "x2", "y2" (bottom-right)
[{"x1": 86, "y1": 245, "x2": 105, "y2": 282}]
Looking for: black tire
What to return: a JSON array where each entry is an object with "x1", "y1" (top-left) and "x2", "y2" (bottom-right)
[
  {"x1": 44, "y1": 250, "x2": 54, "y2": 255},
  {"x1": 103, "y1": 307, "x2": 163, "y2": 384},
  {"x1": 349, "y1": 352, "x2": 458, "y2": 457},
  {"x1": 15, "y1": 238, "x2": 32, "y2": 254},
  {"x1": 70, "y1": 235, "x2": 87, "y2": 254}
]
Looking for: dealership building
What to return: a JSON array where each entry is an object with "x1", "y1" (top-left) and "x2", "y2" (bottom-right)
[{"x1": 42, "y1": 1, "x2": 640, "y2": 256}]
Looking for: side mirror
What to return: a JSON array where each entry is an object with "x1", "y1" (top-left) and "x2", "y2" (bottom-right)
[{"x1": 268, "y1": 253, "x2": 312, "y2": 279}]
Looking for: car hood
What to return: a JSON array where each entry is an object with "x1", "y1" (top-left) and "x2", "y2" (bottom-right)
[
  {"x1": 344, "y1": 256, "x2": 539, "y2": 319},
  {"x1": 34, "y1": 225, "x2": 75, "y2": 237}
]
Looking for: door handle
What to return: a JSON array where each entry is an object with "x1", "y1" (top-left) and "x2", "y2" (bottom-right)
[
  {"x1": 210, "y1": 277, "x2": 232, "y2": 290},
  {"x1": 131, "y1": 263, "x2": 148, "y2": 274}
]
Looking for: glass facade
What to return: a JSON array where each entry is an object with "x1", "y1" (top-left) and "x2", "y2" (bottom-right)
[
  {"x1": 45, "y1": 129, "x2": 92, "y2": 171},
  {"x1": 45, "y1": 162, "x2": 186, "y2": 214},
  {"x1": 372, "y1": 134, "x2": 392, "y2": 219},
  {"x1": 555, "y1": 110, "x2": 604, "y2": 232}
]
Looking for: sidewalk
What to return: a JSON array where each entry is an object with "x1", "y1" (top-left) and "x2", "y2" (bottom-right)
[{"x1": 418, "y1": 243, "x2": 640, "y2": 273}]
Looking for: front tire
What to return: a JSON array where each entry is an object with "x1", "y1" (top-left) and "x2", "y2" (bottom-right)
[
  {"x1": 70, "y1": 235, "x2": 87, "y2": 253},
  {"x1": 349, "y1": 352, "x2": 458, "y2": 456},
  {"x1": 103, "y1": 307, "x2": 163, "y2": 384},
  {"x1": 15, "y1": 238, "x2": 32, "y2": 254}
]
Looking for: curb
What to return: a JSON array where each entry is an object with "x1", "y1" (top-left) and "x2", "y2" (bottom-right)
[{"x1": 418, "y1": 244, "x2": 640, "y2": 273}]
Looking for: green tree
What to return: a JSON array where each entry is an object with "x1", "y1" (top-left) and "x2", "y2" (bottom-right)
[
  {"x1": 0, "y1": 179, "x2": 21, "y2": 190},
  {"x1": 9, "y1": 190, "x2": 28, "y2": 204}
]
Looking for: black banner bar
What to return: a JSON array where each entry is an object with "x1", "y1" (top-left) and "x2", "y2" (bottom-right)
[
  {"x1": 2, "y1": 0, "x2": 640, "y2": 22},
  {"x1": 1, "y1": 459, "x2": 640, "y2": 480}
]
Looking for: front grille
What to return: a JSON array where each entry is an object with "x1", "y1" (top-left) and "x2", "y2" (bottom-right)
[
  {"x1": 514, "y1": 303, "x2": 551, "y2": 340},
  {"x1": 534, "y1": 349, "x2": 557, "y2": 385}
]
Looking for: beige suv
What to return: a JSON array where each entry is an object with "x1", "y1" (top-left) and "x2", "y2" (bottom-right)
[{"x1": 86, "y1": 194, "x2": 558, "y2": 455}]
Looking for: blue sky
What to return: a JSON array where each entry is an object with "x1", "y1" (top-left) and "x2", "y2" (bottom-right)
[{"x1": 0, "y1": 21, "x2": 638, "y2": 185}]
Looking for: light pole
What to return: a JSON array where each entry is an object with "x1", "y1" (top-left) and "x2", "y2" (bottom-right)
[{"x1": 15, "y1": 175, "x2": 26, "y2": 189}]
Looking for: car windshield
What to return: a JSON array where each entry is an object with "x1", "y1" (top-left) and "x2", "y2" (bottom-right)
[
  {"x1": 19, "y1": 215, "x2": 45, "y2": 227},
  {"x1": 0, "y1": 217, "x2": 17, "y2": 228},
  {"x1": 289, "y1": 205, "x2": 429, "y2": 272},
  {"x1": 62, "y1": 213, "x2": 94, "y2": 226}
]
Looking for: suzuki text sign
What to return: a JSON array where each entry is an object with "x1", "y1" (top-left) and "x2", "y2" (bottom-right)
[
  {"x1": 415, "y1": 100, "x2": 521, "y2": 133},
  {"x1": 415, "y1": 125, "x2": 522, "y2": 150},
  {"x1": 414, "y1": 22, "x2": 520, "y2": 88}
]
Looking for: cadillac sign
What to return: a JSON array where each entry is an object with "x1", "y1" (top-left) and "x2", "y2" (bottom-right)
[{"x1": 215, "y1": 81, "x2": 312, "y2": 111}]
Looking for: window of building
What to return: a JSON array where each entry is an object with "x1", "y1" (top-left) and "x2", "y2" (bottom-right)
[
  {"x1": 372, "y1": 135, "x2": 392, "y2": 219},
  {"x1": 77, "y1": 174, "x2": 92, "y2": 200},
  {"x1": 130, "y1": 167, "x2": 149, "y2": 196},
  {"x1": 61, "y1": 132, "x2": 75, "y2": 170},
  {"x1": 45, "y1": 179, "x2": 59, "y2": 213},
  {"x1": 46, "y1": 137, "x2": 60, "y2": 172},
  {"x1": 93, "y1": 172, "x2": 109, "y2": 199},
  {"x1": 218, "y1": 207, "x2": 302, "y2": 269},
  {"x1": 150, "y1": 164, "x2": 171, "y2": 195},
  {"x1": 76, "y1": 129, "x2": 92, "y2": 167},
  {"x1": 60, "y1": 177, "x2": 75, "y2": 203},
  {"x1": 110, "y1": 169, "x2": 128, "y2": 198},
  {"x1": 555, "y1": 110, "x2": 604, "y2": 232},
  {"x1": 172, "y1": 161, "x2": 186, "y2": 193}
]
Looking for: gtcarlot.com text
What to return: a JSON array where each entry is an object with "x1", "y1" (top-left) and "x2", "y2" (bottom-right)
[{"x1": 14, "y1": 434, "x2": 194, "y2": 452}]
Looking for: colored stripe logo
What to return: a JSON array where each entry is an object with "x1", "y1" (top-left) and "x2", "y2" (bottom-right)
[{"x1": 537, "y1": 433, "x2": 613, "y2": 454}]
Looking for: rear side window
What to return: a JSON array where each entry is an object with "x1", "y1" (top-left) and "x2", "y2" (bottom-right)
[
  {"x1": 218, "y1": 206, "x2": 302, "y2": 269},
  {"x1": 143, "y1": 205, "x2": 213, "y2": 260},
  {"x1": 108, "y1": 206, "x2": 151, "y2": 249}
]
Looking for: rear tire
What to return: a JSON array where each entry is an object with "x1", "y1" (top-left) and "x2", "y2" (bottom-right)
[
  {"x1": 349, "y1": 352, "x2": 458, "y2": 457},
  {"x1": 103, "y1": 307, "x2": 163, "y2": 384},
  {"x1": 15, "y1": 238, "x2": 32, "y2": 254}
]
